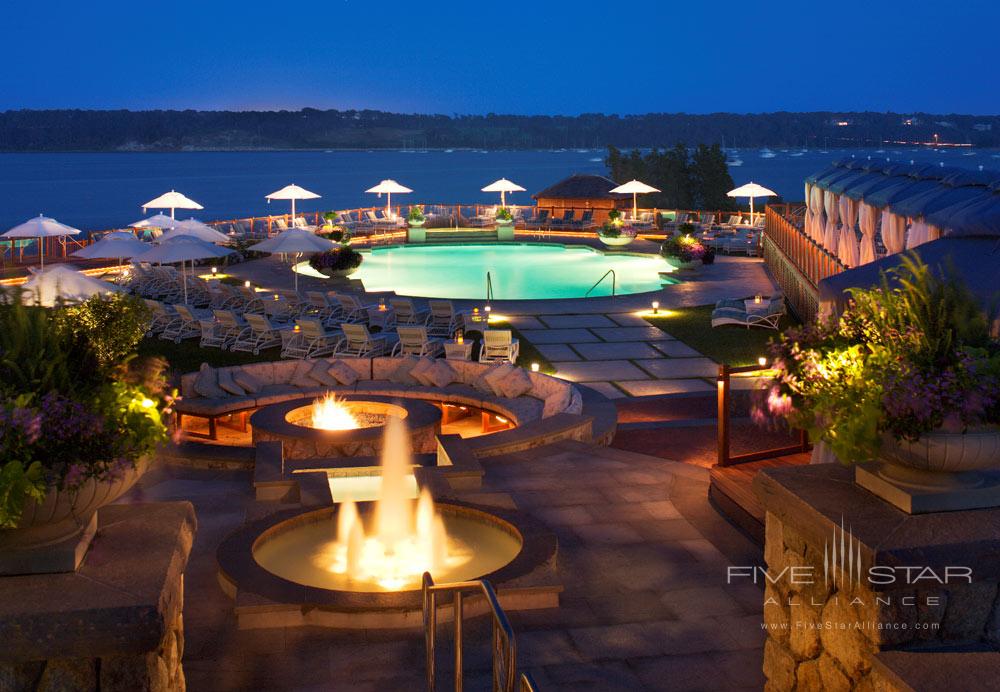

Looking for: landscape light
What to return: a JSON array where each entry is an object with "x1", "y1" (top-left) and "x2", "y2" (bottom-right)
[
  {"x1": 531, "y1": 362, "x2": 540, "y2": 372},
  {"x1": 758, "y1": 356, "x2": 767, "y2": 367},
  {"x1": 651, "y1": 301, "x2": 660, "y2": 314}
]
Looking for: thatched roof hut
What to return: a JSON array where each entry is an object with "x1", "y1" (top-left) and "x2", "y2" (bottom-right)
[{"x1": 533, "y1": 174, "x2": 629, "y2": 221}]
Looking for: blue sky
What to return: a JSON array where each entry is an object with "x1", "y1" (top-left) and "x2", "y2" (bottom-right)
[{"x1": 2, "y1": 0, "x2": 997, "y2": 114}]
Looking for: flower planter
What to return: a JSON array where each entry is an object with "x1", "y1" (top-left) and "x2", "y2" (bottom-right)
[
  {"x1": 666, "y1": 258, "x2": 699, "y2": 271},
  {"x1": 495, "y1": 217, "x2": 514, "y2": 227},
  {"x1": 0, "y1": 455, "x2": 151, "y2": 574},
  {"x1": 876, "y1": 429, "x2": 1000, "y2": 490},
  {"x1": 598, "y1": 234, "x2": 634, "y2": 247},
  {"x1": 408, "y1": 219, "x2": 426, "y2": 228},
  {"x1": 318, "y1": 266, "x2": 360, "y2": 279}
]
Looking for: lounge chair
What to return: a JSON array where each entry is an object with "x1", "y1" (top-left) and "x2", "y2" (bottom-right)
[
  {"x1": 549, "y1": 210, "x2": 576, "y2": 229},
  {"x1": 161, "y1": 304, "x2": 210, "y2": 342},
  {"x1": 231, "y1": 313, "x2": 286, "y2": 354},
  {"x1": 521, "y1": 209, "x2": 550, "y2": 230},
  {"x1": 427, "y1": 300, "x2": 463, "y2": 337},
  {"x1": 571, "y1": 210, "x2": 597, "y2": 230},
  {"x1": 291, "y1": 217, "x2": 310, "y2": 229},
  {"x1": 478, "y1": 329, "x2": 520, "y2": 364},
  {"x1": 281, "y1": 319, "x2": 342, "y2": 359},
  {"x1": 333, "y1": 323, "x2": 396, "y2": 357},
  {"x1": 144, "y1": 299, "x2": 177, "y2": 336},
  {"x1": 711, "y1": 296, "x2": 785, "y2": 329},
  {"x1": 335, "y1": 293, "x2": 376, "y2": 323},
  {"x1": 200, "y1": 309, "x2": 244, "y2": 350},
  {"x1": 389, "y1": 297, "x2": 430, "y2": 326},
  {"x1": 305, "y1": 291, "x2": 340, "y2": 323},
  {"x1": 391, "y1": 326, "x2": 443, "y2": 358},
  {"x1": 628, "y1": 212, "x2": 656, "y2": 231}
]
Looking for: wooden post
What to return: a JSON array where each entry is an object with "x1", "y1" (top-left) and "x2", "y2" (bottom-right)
[{"x1": 717, "y1": 364, "x2": 730, "y2": 467}]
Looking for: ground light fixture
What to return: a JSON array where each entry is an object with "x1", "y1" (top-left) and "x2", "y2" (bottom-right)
[
  {"x1": 531, "y1": 362, "x2": 540, "y2": 372},
  {"x1": 211, "y1": 266, "x2": 217, "y2": 275},
  {"x1": 758, "y1": 356, "x2": 767, "y2": 367},
  {"x1": 244, "y1": 280, "x2": 251, "y2": 288},
  {"x1": 651, "y1": 301, "x2": 660, "y2": 314}
]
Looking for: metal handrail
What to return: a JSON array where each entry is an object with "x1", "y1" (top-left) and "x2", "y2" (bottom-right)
[
  {"x1": 486, "y1": 271, "x2": 494, "y2": 303},
  {"x1": 423, "y1": 572, "x2": 519, "y2": 692},
  {"x1": 584, "y1": 268, "x2": 616, "y2": 298}
]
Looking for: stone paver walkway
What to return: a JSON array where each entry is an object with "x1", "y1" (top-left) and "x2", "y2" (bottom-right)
[{"x1": 119, "y1": 440, "x2": 765, "y2": 691}]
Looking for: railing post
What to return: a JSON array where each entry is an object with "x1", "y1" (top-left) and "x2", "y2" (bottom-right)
[
  {"x1": 717, "y1": 364, "x2": 731, "y2": 467},
  {"x1": 454, "y1": 592, "x2": 463, "y2": 692}
]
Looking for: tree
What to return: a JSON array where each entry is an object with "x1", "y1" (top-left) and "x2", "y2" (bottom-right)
[{"x1": 689, "y1": 144, "x2": 736, "y2": 211}]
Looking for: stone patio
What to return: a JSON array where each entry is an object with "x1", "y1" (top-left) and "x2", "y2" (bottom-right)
[{"x1": 118, "y1": 440, "x2": 766, "y2": 691}]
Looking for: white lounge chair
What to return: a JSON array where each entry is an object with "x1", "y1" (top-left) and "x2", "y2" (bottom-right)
[
  {"x1": 389, "y1": 297, "x2": 430, "y2": 326},
  {"x1": 333, "y1": 323, "x2": 397, "y2": 357},
  {"x1": 711, "y1": 296, "x2": 785, "y2": 329},
  {"x1": 232, "y1": 313, "x2": 285, "y2": 354},
  {"x1": 200, "y1": 309, "x2": 245, "y2": 349},
  {"x1": 281, "y1": 319, "x2": 342, "y2": 359},
  {"x1": 478, "y1": 329, "x2": 519, "y2": 364},
  {"x1": 144, "y1": 299, "x2": 177, "y2": 336},
  {"x1": 427, "y1": 300, "x2": 463, "y2": 337},
  {"x1": 391, "y1": 326, "x2": 443, "y2": 358},
  {"x1": 161, "y1": 304, "x2": 210, "y2": 342},
  {"x1": 335, "y1": 293, "x2": 376, "y2": 323}
]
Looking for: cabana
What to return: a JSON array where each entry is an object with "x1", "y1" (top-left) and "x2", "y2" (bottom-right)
[
  {"x1": 532, "y1": 174, "x2": 629, "y2": 225},
  {"x1": 804, "y1": 158, "x2": 1000, "y2": 268}
]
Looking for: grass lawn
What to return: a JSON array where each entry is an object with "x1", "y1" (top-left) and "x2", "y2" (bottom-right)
[{"x1": 645, "y1": 304, "x2": 799, "y2": 366}]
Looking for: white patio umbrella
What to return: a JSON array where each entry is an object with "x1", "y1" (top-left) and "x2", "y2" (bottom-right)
[
  {"x1": 141, "y1": 190, "x2": 204, "y2": 220},
  {"x1": 156, "y1": 218, "x2": 230, "y2": 244},
  {"x1": 266, "y1": 184, "x2": 321, "y2": 224},
  {"x1": 133, "y1": 234, "x2": 235, "y2": 303},
  {"x1": 365, "y1": 179, "x2": 413, "y2": 216},
  {"x1": 727, "y1": 182, "x2": 777, "y2": 224},
  {"x1": 22, "y1": 264, "x2": 121, "y2": 307},
  {"x1": 130, "y1": 213, "x2": 177, "y2": 229},
  {"x1": 2, "y1": 215, "x2": 81, "y2": 269},
  {"x1": 609, "y1": 180, "x2": 661, "y2": 219},
  {"x1": 72, "y1": 231, "x2": 149, "y2": 268},
  {"x1": 481, "y1": 178, "x2": 526, "y2": 207},
  {"x1": 248, "y1": 228, "x2": 336, "y2": 291}
]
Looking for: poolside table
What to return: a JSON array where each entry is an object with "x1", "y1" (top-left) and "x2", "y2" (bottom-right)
[{"x1": 444, "y1": 340, "x2": 474, "y2": 361}]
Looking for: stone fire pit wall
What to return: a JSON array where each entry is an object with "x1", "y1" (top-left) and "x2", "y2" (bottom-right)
[
  {"x1": 0, "y1": 502, "x2": 196, "y2": 692},
  {"x1": 755, "y1": 465, "x2": 1000, "y2": 691}
]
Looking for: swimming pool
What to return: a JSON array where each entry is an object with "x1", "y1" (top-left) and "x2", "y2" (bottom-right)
[{"x1": 307, "y1": 244, "x2": 675, "y2": 300}]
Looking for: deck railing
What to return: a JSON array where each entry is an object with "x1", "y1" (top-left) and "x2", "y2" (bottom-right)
[{"x1": 761, "y1": 204, "x2": 844, "y2": 322}]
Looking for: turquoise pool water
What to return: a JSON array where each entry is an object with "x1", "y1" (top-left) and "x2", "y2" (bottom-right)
[{"x1": 346, "y1": 244, "x2": 674, "y2": 300}]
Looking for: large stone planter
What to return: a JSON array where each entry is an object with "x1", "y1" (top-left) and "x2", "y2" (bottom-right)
[
  {"x1": 407, "y1": 219, "x2": 425, "y2": 228},
  {"x1": 495, "y1": 217, "x2": 513, "y2": 227},
  {"x1": 318, "y1": 265, "x2": 360, "y2": 279},
  {"x1": 856, "y1": 428, "x2": 1000, "y2": 513},
  {"x1": 0, "y1": 455, "x2": 151, "y2": 575},
  {"x1": 597, "y1": 234, "x2": 634, "y2": 247}
]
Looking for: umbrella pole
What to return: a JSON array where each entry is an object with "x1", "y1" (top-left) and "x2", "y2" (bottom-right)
[
  {"x1": 750, "y1": 197, "x2": 755, "y2": 224},
  {"x1": 294, "y1": 253, "x2": 299, "y2": 292},
  {"x1": 633, "y1": 192, "x2": 638, "y2": 219},
  {"x1": 291, "y1": 199, "x2": 296, "y2": 226},
  {"x1": 183, "y1": 261, "x2": 188, "y2": 304},
  {"x1": 501, "y1": 191, "x2": 506, "y2": 207},
  {"x1": 387, "y1": 192, "x2": 391, "y2": 217},
  {"x1": 39, "y1": 237, "x2": 44, "y2": 270}
]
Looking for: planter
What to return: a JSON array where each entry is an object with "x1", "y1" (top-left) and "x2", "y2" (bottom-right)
[
  {"x1": 318, "y1": 266, "x2": 360, "y2": 279},
  {"x1": 408, "y1": 219, "x2": 426, "y2": 228},
  {"x1": 876, "y1": 429, "x2": 1000, "y2": 490},
  {"x1": 495, "y1": 217, "x2": 514, "y2": 227},
  {"x1": 598, "y1": 234, "x2": 634, "y2": 247},
  {"x1": 0, "y1": 455, "x2": 151, "y2": 574},
  {"x1": 665, "y1": 258, "x2": 699, "y2": 271}
]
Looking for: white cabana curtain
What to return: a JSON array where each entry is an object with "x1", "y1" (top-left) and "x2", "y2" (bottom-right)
[
  {"x1": 881, "y1": 210, "x2": 906, "y2": 254},
  {"x1": 837, "y1": 195, "x2": 860, "y2": 267},
  {"x1": 822, "y1": 190, "x2": 840, "y2": 254},
  {"x1": 906, "y1": 219, "x2": 930, "y2": 249},
  {"x1": 804, "y1": 183, "x2": 815, "y2": 239},
  {"x1": 809, "y1": 185, "x2": 825, "y2": 242},
  {"x1": 858, "y1": 203, "x2": 878, "y2": 265}
]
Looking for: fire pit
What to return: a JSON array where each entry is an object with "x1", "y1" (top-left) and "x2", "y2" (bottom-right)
[{"x1": 250, "y1": 395, "x2": 441, "y2": 459}]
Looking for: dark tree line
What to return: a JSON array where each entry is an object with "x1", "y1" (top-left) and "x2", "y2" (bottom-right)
[
  {"x1": 0, "y1": 109, "x2": 997, "y2": 151},
  {"x1": 605, "y1": 144, "x2": 737, "y2": 211}
]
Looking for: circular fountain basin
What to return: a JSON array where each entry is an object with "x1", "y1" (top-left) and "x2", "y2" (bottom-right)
[
  {"x1": 250, "y1": 396, "x2": 441, "y2": 459},
  {"x1": 253, "y1": 503, "x2": 521, "y2": 593}
]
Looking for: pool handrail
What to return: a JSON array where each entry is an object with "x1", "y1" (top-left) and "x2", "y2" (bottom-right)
[{"x1": 584, "y1": 268, "x2": 616, "y2": 298}]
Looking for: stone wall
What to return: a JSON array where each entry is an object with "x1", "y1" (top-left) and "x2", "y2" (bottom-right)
[{"x1": 756, "y1": 465, "x2": 1000, "y2": 691}]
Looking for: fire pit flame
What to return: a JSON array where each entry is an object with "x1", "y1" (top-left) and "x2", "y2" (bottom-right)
[{"x1": 312, "y1": 393, "x2": 360, "y2": 431}]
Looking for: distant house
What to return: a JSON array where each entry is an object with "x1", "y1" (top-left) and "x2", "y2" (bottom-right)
[{"x1": 532, "y1": 174, "x2": 629, "y2": 223}]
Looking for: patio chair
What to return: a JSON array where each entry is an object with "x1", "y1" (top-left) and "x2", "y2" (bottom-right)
[
  {"x1": 305, "y1": 291, "x2": 339, "y2": 323},
  {"x1": 237, "y1": 285, "x2": 265, "y2": 314},
  {"x1": 391, "y1": 326, "x2": 443, "y2": 358},
  {"x1": 427, "y1": 300, "x2": 463, "y2": 337},
  {"x1": 389, "y1": 297, "x2": 430, "y2": 326},
  {"x1": 262, "y1": 294, "x2": 297, "y2": 323},
  {"x1": 162, "y1": 304, "x2": 210, "y2": 342},
  {"x1": 628, "y1": 211, "x2": 656, "y2": 231},
  {"x1": 232, "y1": 313, "x2": 286, "y2": 354},
  {"x1": 335, "y1": 293, "x2": 376, "y2": 323},
  {"x1": 333, "y1": 323, "x2": 397, "y2": 357},
  {"x1": 521, "y1": 209, "x2": 550, "y2": 230},
  {"x1": 549, "y1": 210, "x2": 576, "y2": 229},
  {"x1": 144, "y1": 299, "x2": 177, "y2": 336},
  {"x1": 281, "y1": 319, "x2": 343, "y2": 359},
  {"x1": 291, "y1": 217, "x2": 309, "y2": 229},
  {"x1": 697, "y1": 212, "x2": 716, "y2": 230},
  {"x1": 724, "y1": 214, "x2": 744, "y2": 229},
  {"x1": 478, "y1": 329, "x2": 520, "y2": 364},
  {"x1": 571, "y1": 210, "x2": 597, "y2": 230},
  {"x1": 711, "y1": 296, "x2": 785, "y2": 329},
  {"x1": 209, "y1": 283, "x2": 243, "y2": 310},
  {"x1": 467, "y1": 207, "x2": 497, "y2": 228},
  {"x1": 272, "y1": 217, "x2": 289, "y2": 231},
  {"x1": 200, "y1": 309, "x2": 246, "y2": 349}
]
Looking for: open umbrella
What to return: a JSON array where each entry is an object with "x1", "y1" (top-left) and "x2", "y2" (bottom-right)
[
  {"x1": 22, "y1": 264, "x2": 122, "y2": 306},
  {"x1": 72, "y1": 231, "x2": 149, "y2": 269},
  {"x1": 609, "y1": 180, "x2": 661, "y2": 219},
  {"x1": 727, "y1": 182, "x2": 777, "y2": 224},
  {"x1": 130, "y1": 213, "x2": 177, "y2": 228},
  {"x1": 157, "y1": 218, "x2": 230, "y2": 244},
  {"x1": 142, "y1": 190, "x2": 204, "y2": 220},
  {"x1": 3, "y1": 215, "x2": 81, "y2": 269},
  {"x1": 133, "y1": 234, "x2": 234, "y2": 303},
  {"x1": 248, "y1": 228, "x2": 335, "y2": 291},
  {"x1": 365, "y1": 179, "x2": 412, "y2": 216},
  {"x1": 266, "y1": 184, "x2": 321, "y2": 226},
  {"x1": 481, "y1": 178, "x2": 526, "y2": 207}
]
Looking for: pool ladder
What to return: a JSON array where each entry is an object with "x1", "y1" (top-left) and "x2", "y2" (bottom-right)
[
  {"x1": 584, "y1": 269, "x2": 616, "y2": 298},
  {"x1": 486, "y1": 271, "x2": 495, "y2": 304},
  {"x1": 422, "y1": 572, "x2": 540, "y2": 692}
]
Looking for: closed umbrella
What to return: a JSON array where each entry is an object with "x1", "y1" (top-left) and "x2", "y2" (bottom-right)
[
  {"x1": 134, "y1": 235, "x2": 234, "y2": 303},
  {"x1": 22, "y1": 264, "x2": 121, "y2": 307},
  {"x1": 726, "y1": 182, "x2": 777, "y2": 225},
  {"x1": 365, "y1": 179, "x2": 412, "y2": 216},
  {"x1": 248, "y1": 229, "x2": 335, "y2": 291},
  {"x1": 481, "y1": 178, "x2": 526, "y2": 207},
  {"x1": 266, "y1": 184, "x2": 321, "y2": 226},
  {"x1": 609, "y1": 180, "x2": 661, "y2": 219},
  {"x1": 157, "y1": 218, "x2": 230, "y2": 244},
  {"x1": 72, "y1": 231, "x2": 149, "y2": 268},
  {"x1": 3, "y1": 215, "x2": 81, "y2": 269},
  {"x1": 142, "y1": 190, "x2": 203, "y2": 220}
]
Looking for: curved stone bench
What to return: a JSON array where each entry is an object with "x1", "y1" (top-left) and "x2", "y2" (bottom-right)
[{"x1": 176, "y1": 357, "x2": 615, "y2": 456}]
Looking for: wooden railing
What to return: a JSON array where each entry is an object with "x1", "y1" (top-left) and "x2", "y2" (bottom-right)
[{"x1": 761, "y1": 204, "x2": 844, "y2": 322}]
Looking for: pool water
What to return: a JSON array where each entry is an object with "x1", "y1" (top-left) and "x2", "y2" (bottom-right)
[{"x1": 348, "y1": 244, "x2": 674, "y2": 299}]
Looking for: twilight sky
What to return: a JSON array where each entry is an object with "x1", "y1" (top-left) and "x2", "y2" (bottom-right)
[{"x1": 3, "y1": 0, "x2": 997, "y2": 114}]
